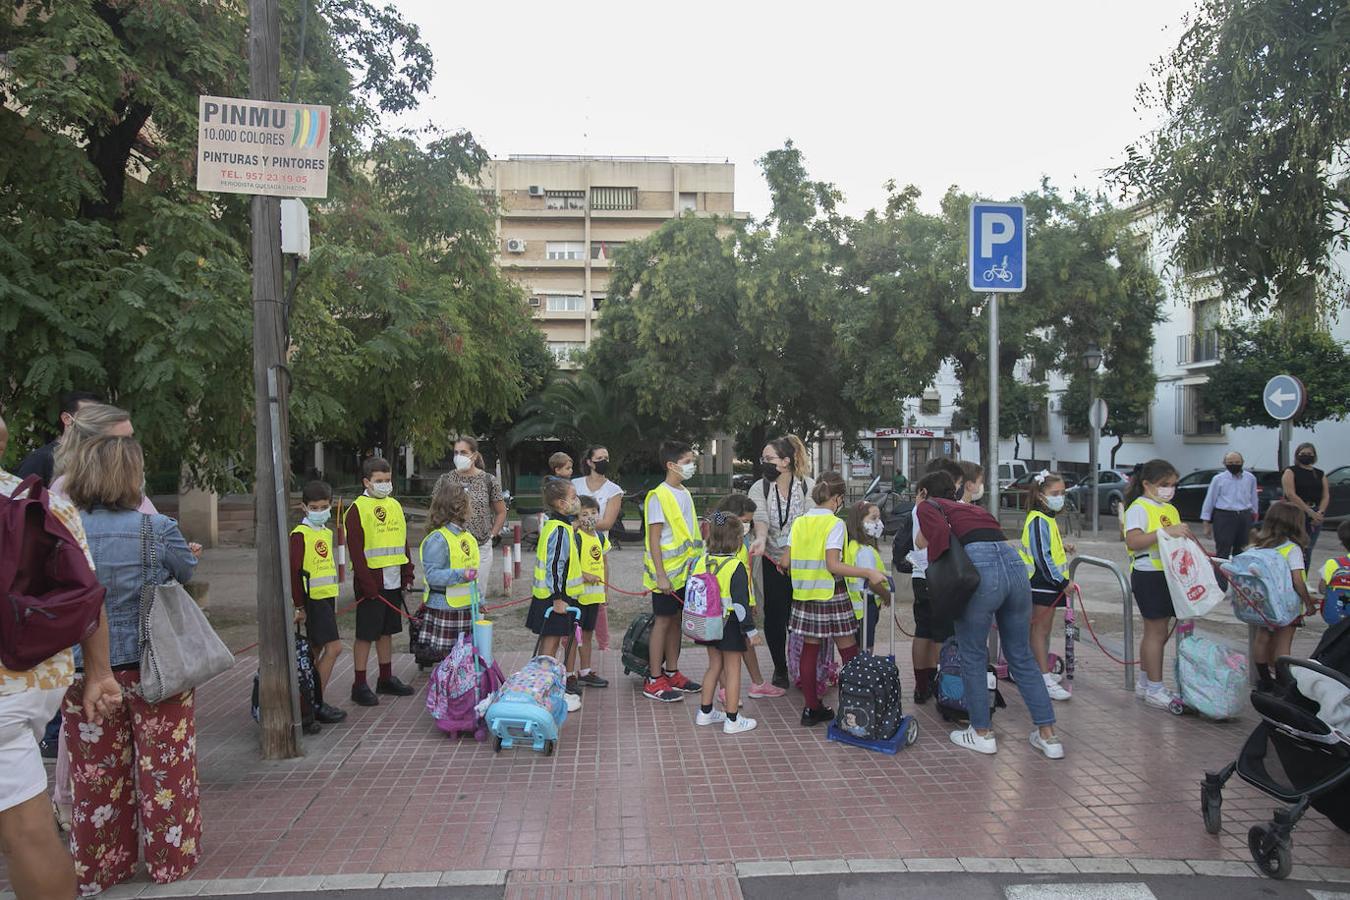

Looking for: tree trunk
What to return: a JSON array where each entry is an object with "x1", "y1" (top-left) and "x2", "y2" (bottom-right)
[
  {"x1": 1110, "y1": 433, "x2": 1124, "y2": 467},
  {"x1": 1278, "y1": 272, "x2": 1318, "y2": 325}
]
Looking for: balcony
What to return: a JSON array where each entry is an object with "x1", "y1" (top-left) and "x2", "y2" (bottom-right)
[{"x1": 1177, "y1": 330, "x2": 1220, "y2": 366}]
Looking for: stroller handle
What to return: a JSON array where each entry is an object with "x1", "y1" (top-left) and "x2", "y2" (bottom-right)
[{"x1": 543, "y1": 605, "x2": 583, "y2": 620}]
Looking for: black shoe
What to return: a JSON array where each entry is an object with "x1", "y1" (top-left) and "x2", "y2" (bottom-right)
[
  {"x1": 801, "y1": 705, "x2": 836, "y2": 727},
  {"x1": 315, "y1": 703, "x2": 347, "y2": 724},
  {"x1": 912, "y1": 685, "x2": 932, "y2": 706},
  {"x1": 38, "y1": 738, "x2": 57, "y2": 759},
  {"x1": 577, "y1": 672, "x2": 609, "y2": 688},
  {"x1": 771, "y1": 669, "x2": 790, "y2": 690},
  {"x1": 376, "y1": 676, "x2": 415, "y2": 696},
  {"x1": 351, "y1": 683, "x2": 379, "y2": 706},
  {"x1": 302, "y1": 720, "x2": 323, "y2": 735},
  {"x1": 566, "y1": 675, "x2": 582, "y2": 696}
]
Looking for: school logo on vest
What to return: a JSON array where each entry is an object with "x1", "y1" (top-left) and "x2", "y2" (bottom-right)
[
  {"x1": 1161, "y1": 514, "x2": 1173, "y2": 526},
  {"x1": 374, "y1": 506, "x2": 387, "y2": 523},
  {"x1": 460, "y1": 537, "x2": 472, "y2": 557},
  {"x1": 590, "y1": 544, "x2": 602, "y2": 562},
  {"x1": 315, "y1": 539, "x2": 329, "y2": 559}
]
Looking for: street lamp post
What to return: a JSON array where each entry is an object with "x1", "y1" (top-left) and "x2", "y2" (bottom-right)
[{"x1": 1083, "y1": 342, "x2": 1103, "y2": 535}]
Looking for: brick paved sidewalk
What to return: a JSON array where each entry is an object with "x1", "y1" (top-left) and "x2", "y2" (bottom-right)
[{"x1": 24, "y1": 635, "x2": 1350, "y2": 894}]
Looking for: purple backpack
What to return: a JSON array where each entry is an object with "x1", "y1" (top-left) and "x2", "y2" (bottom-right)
[
  {"x1": 426, "y1": 634, "x2": 504, "y2": 741},
  {"x1": 788, "y1": 631, "x2": 839, "y2": 691}
]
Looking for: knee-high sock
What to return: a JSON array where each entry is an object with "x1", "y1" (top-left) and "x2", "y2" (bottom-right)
[{"x1": 801, "y1": 640, "x2": 821, "y2": 709}]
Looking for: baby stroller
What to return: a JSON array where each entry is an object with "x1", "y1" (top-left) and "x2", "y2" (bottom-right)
[{"x1": 1200, "y1": 619, "x2": 1350, "y2": 880}]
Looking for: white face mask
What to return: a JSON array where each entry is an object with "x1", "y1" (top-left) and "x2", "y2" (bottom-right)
[
  {"x1": 305, "y1": 509, "x2": 332, "y2": 527},
  {"x1": 968, "y1": 486, "x2": 985, "y2": 503},
  {"x1": 863, "y1": 519, "x2": 885, "y2": 539},
  {"x1": 453, "y1": 453, "x2": 472, "y2": 471},
  {"x1": 679, "y1": 461, "x2": 697, "y2": 480},
  {"x1": 1045, "y1": 495, "x2": 1066, "y2": 513},
  {"x1": 741, "y1": 521, "x2": 751, "y2": 537},
  {"x1": 369, "y1": 481, "x2": 393, "y2": 498},
  {"x1": 1155, "y1": 486, "x2": 1176, "y2": 502}
]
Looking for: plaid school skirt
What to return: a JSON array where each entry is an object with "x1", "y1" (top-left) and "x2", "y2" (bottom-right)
[
  {"x1": 788, "y1": 588, "x2": 856, "y2": 639},
  {"x1": 413, "y1": 605, "x2": 474, "y2": 661}
]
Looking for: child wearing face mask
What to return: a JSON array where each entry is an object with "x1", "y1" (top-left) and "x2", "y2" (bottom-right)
[
  {"x1": 289, "y1": 480, "x2": 347, "y2": 724},
  {"x1": 1020, "y1": 472, "x2": 1075, "y2": 701},
  {"x1": 711, "y1": 494, "x2": 785, "y2": 700},
  {"x1": 958, "y1": 461, "x2": 985, "y2": 504},
  {"x1": 784, "y1": 472, "x2": 887, "y2": 726},
  {"x1": 1122, "y1": 458, "x2": 1191, "y2": 710},
  {"x1": 528, "y1": 478, "x2": 587, "y2": 712},
  {"x1": 346, "y1": 457, "x2": 417, "y2": 707},
  {"x1": 573, "y1": 495, "x2": 610, "y2": 688},
  {"x1": 642, "y1": 441, "x2": 703, "y2": 702},
  {"x1": 844, "y1": 501, "x2": 892, "y2": 652}
]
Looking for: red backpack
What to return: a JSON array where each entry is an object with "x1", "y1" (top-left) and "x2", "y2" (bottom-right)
[{"x1": 0, "y1": 476, "x2": 105, "y2": 670}]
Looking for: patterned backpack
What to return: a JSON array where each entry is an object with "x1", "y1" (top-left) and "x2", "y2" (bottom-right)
[
  {"x1": 1323, "y1": 555, "x2": 1350, "y2": 625},
  {"x1": 682, "y1": 556, "x2": 727, "y2": 643},
  {"x1": 1223, "y1": 548, "x2": 1302, "y2": 627},
  {"x1": 934, "y1": 636, "x2": 1005, "y2": 723}
]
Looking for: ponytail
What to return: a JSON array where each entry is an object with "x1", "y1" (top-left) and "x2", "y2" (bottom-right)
[
  {"x1": 1123, "y1": 458, "x2": 1178, "y2": 508},
  {"x1": 770, "y1": 434, "x2": 810, "y2": 478},
  {"x1": 812, "y1": 471, "x2": 846, "y2": 506}
]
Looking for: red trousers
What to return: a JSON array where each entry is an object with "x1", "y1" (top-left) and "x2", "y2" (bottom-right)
[{"x1": 62, "y1": 670, "x2": 202, "y2": 895}]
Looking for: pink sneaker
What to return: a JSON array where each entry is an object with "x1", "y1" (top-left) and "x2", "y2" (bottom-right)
[
  {"x1": 717, "y1": 687, "x2": 726, "y2": 705},
  {"x1": 747, "y1": 681, "x2": 787, "y2": 699}
]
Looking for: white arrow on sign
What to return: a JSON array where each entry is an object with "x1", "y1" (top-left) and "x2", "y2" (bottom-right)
[{"x1": 1268, "y1": 388, "x2": 1297, "y2": 407}]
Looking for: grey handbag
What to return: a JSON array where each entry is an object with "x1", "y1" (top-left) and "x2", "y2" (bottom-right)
[{"x1": 137, "y1": 515, "x2": 234, "y2": 703}]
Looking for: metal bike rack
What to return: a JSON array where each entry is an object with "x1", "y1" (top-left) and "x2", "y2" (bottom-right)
[{"x1": 1068, "y1": 555, "x2": 1134, "y2": 691}]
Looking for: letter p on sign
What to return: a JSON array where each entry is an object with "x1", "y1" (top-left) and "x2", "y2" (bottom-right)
[{"x1": 968, "y1": 202, "x2": 1026, "y2": 293}]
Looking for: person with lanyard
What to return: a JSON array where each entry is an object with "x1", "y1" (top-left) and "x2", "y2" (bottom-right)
[
  {"x1": 573, "y1": 445, "x2": 625, "y2": 545},
  {"x1": 749, "y1": 434, "x2": 816, "y2": 689},
  {"x1": 1281, "y1": 443, "x2": 1330, "y2": 570},
  {"x1": 450, "y1": 437, "x2": 507, "y2": 600},
  {"x1": 1201, "y1": 451, "x2": 1259, "y2": 559}
]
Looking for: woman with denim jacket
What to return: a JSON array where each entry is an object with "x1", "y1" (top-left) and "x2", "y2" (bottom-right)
[{"x1": 61, "y1": 434, "x2": 201, "y2": 896}]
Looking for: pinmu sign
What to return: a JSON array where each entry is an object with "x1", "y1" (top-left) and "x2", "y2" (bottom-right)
[{"x1": 196, "y1": 95, "x2": 331, "y2": 199}]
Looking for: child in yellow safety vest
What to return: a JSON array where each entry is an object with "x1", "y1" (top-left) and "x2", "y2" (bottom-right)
[
  {"x1": 529, "y1": 478, "x2": 586, "y2": 712},
  {"x1": 1248, "y1": 500, "x2": 1317, "y2": 692},
  {"x1": 573, "y1": 495, "x2": 610, "y2": 688},
  {"x1": 416, "y1": 475, "x2": 480, "y2": 665},
  {"x1": 710, "y1": 493, "x2": 785, "y2": 700},
  {"x1": 345, "y1": 457, "x2": 416, "y2": 707},
  {"x1": 1019, "y1": 472, "x2": 1075, "y2": 702},
  {"x1": 843, "y1": 501, "x2": 892, "y2": 652},
  {"x1": 689, "y1": 512, "x2": 760, "y2": 735},
  {"x1": 289, "y1": 480, "x2": 346, "y2": 725},
  {"x1": 641, "y1": 440, "x2": 704, "y2": 703}
]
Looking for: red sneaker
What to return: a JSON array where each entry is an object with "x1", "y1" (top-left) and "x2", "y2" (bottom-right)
[
  {"x1": 664, "y1": 670, "x2": 702, "y2": 693},
  {"x1": 643, "y1": 675, "x2": 683, "y2": 703}
]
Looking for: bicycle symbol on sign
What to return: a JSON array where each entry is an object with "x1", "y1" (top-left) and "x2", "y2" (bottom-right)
[{"x1": 981, "y1": 256, "x2": 1013, "y2": 284}]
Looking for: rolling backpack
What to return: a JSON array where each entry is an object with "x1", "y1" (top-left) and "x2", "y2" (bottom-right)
[
  {"x1": 836, "y1": 605, "x2": 903, "y2": 741},
  {"x1": 934, "y1": 636, "x2": 1005, "y2": 723},
  {"x1": 1323, "y1": 555, "x2": 1350, "y2": 626},
  {"x1": 681, "y1": 558, "x2": 727, "y2": 643},
  {"x1": 1222, "y1": 548, "x2": 1303, "y2": 627},
  {"x1": 1174, "y1": 622, "x2": 1247, "y2": 720}
]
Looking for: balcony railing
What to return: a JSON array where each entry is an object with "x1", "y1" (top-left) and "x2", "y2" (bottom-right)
[{"x1": 1177, "y1": 329, "x2": 1220, "y2": 365}]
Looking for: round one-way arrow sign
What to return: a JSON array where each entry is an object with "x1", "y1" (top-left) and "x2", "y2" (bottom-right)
[{"x1": 1262, "y1": 374, "x2": 1306, "y2": 422}]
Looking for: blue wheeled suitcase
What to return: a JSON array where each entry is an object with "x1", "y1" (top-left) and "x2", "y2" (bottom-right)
[{"x1": 485, "y1": 606, "x2": 577, "y2": 755}]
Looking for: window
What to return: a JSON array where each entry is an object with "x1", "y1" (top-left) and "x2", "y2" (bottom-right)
[
  {"x1": 920, "y1": 388, "x2": 941, "y2": 415},
  {"x1": 1178, "y1": 297, "x2": 1222, "y2": 363},
  {"x1": 545, "y1": 190, "x2": 585, "y2": 210},
  {"x1": 591, "y1": 294, "x2": 605, "y2": 311},
  {"x1": 1177, "y1": 384, "x2": 1222, "y2": 436},
  {"x1": 590, "y1": 186, "x2": 637, "y2": 210},
  {"x1": 547, "y1": 341, "x2": 585, "y2": 364},
  {"x1": 679, "y1": 192, "x2": 698, "y2": 212},
  {"x1": 544, "y1": 294, "x2": 585, "y2": 312},
  {"x1": 590, "y1": 240, "x2": 625, "y2": 260},
  {"x1": 545, "y1": 241, "x2": 585, "y2": 260}
]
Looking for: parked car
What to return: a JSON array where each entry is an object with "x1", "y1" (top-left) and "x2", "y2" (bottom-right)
[
  {"x1": 1172, "y1": 468, "x2": 1285, "y2": 522},
  {"x1": 1325, "y1": 466, "x2": 1350, "y2": 520},
  {"x1": 1000, "y1": 472, "x2": 1084, "y2": 510},
  {"x1": 996, "y1": 459, "x2": 1029, "y2": 489},
  {"x1": 732, "y1": 472, "x2": 758, "y2": 492},
  {"x1": 1065, "y1": 468, "x2": 1132, "y2": 518}
]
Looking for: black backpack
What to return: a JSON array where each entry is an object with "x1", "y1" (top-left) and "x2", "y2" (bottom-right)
[
  {"x1": 837, "y1": 652, "x2": 903, "y2": 741},
  {"x1": 891, "y1": 513, "x2": 915, "y2": 575}
]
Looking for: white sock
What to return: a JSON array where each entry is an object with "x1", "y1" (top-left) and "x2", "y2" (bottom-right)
[
  {"x1": 1148, "y1": 679, "x2": 1165, "y2": 693},
  {"x1": 580, "y1": 668, "x2": 592, "y2": 676}
]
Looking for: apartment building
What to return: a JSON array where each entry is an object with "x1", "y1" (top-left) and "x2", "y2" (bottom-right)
[{"x1": 477, "y1": 155, "x2": 743, "y2": 366}]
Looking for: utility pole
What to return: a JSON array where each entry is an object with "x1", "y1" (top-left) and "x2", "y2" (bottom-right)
[
  {"x1": 986, "y1": 293, "x2": 1000, "y2": 516},
  {"x1": 250, "y1": 0, "x2": 301, "y2": 759}
]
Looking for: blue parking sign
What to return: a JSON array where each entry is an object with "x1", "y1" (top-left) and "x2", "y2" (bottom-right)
[{"x1": 969, "y1": 202, "x2": 1026, "y2": 293}]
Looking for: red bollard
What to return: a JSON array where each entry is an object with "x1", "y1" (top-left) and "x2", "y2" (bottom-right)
[
  {"x1": 501, "y1": 543, "x2": 512, "y2": 593},
  {"x1": 512, "y1": 523, "x2": 522, "y2": 578}
]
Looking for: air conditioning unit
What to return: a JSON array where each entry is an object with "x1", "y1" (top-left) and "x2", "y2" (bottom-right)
[
  {"x1": 528, "y1": 296, "x2": 541, "y2": 307},
  {"x1": 505, "y1": 238, "x2": 526, "y2": 253},
  {"x1": 527, "y1": 185, "x2": 545, "y2": 197}
]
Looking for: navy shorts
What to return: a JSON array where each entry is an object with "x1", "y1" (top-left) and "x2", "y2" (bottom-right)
[
  {"x1": 652, "y1": 587, "x2": 684, "y2": 618},
  {"x1": 526, "y1": 598, "x2": 579, "y2": 636},
  {"x1": 304, "y1": 596, "x2": 340, "y2": 647},
  {"x1": 355, "y1": 588, "x2": 405, "y2": 641},
  {"x1": 1131, "y1": 569, "x2": 1174, "y2": 620}
]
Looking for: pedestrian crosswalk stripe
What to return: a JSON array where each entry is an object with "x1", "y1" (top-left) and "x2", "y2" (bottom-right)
[
  {"x1": 1005, "y1": 885, "x2": 1157, "y2": 900},
  {"x1": 1308, "y1": 892, "x2": 1350, "y2": 900}
]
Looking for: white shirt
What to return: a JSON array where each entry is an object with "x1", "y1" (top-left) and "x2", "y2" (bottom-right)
[
  {"x1": 802, "y1": 507, "x2": 847, "y2": 552},
  {"x1": 645, "y1": 483, "x2": 695, "y2": 532},
  {"x1": 574, "y1": 476, "x2": 624, "y2": 514},
  {"x1": 907, "y1": 505, "x2": 928, "y2": 578}
]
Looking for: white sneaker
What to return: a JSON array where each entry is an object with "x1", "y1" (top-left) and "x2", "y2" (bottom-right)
[
  {"x1": 1135, "y1": 675, "x2": 1148, "y2": 699},
  {"x1": 1030, "y1": 730, "x2": 1065, "y2": 760},
  {"x1": 1144, "y1": 687, "x2": 1177, "y2": 710},
  {"x1": 695, "y1": 708, "x2": 727, "y2": 726},
  {"x1": 950, "y1": 726, "x2": 998, "y2": 755},
  {"x1": 1046, "y1": 671, "x2": 1063, "y2": 685},
  {"x1": 565, "y1": 692, "x2": 582, "y2": 712},
  {"x1": 1043, "y1": 674, "x2": 1072, "y2": 701},
  {"x1": 722, "y1": 715, "x2": 758, "y2": 735}
]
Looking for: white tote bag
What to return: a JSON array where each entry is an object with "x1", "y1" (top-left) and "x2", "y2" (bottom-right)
[{"x1": 1156, "y1": 529, "x2": 1224, "y2": 619}]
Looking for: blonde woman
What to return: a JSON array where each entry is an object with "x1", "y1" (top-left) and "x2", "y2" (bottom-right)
[
  {"x1": 52, "y1": 404, "x2": 156, "y2": 516},
  {"x1": 63, "y1": 435, "x2": 201, "y2": 893}
]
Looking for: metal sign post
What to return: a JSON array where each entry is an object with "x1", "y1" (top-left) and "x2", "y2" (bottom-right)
[
  {"x1": 1263, "y1": 374, "x2": 1306, "y2": 470},
  {"x1": 969, "y1": 202, "x2": 1027, "y2": 516}
]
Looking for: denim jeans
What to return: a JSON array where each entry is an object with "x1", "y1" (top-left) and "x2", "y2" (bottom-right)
[{"x1": 954, "y1": 541, "x2": 1056, "y2": 731}]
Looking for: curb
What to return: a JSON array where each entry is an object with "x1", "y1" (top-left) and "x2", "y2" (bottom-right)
[{"x1": 734, "y1": 857, "x2": 1350, "y2": 884}]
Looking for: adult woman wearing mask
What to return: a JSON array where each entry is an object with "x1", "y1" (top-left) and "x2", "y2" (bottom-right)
[
  {"x1": 750, "y1": 435, "x2": 815, "y2": 688},
  {"x1": 1281, "y1": 443, "x2": 1330, "y2": 569},
  {"x1": 573, "y1": 446, "x2": 624, "y2": 543},
  {"x1": 450, "y1": 437, "x2": 507, "y2": 599}
]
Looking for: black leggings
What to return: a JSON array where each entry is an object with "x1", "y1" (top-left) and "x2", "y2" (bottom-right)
[{"x1": 761, "y1": 560, "x2": 793, "y2": 673}]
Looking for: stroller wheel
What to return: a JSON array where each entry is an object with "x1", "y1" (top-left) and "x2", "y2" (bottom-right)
[
  {"x1": 1049, "y1": 654, "x2": 1065, "y2": 676},
  {"x1": 1247, "y1": 825, "x2": 1292, "y2": 880},
  {"x1": 492, "y1": 735, "x2": 502, "y2": 753},
  {"x1": 905, "y1": 721, "x2": 919, "y2": 746},
  {"x1": 1200, "y1": 786, "x2": 1222, "y2": 835},
  {"x1": 544, "y1": 739, "x2": 556, "y2": 757}
]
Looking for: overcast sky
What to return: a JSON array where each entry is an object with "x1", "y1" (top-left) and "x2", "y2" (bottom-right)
[{"x1": 390, "y1": 0, "x2": 1189, "y2": 219}]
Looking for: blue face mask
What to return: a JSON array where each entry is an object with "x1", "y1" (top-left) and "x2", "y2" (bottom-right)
[
  {"x1": 1045, "y1": 495, "x2": 1066, "y2": 513},
  {"x1": 305, "y1": 509, "x2": 332, "y2": 527}
]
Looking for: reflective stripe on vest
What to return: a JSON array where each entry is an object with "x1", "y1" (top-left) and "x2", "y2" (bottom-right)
[
  {"x1": 642, "y1": 484, "x2": 702, "y2": 591},
  {"x1": 290, "y1": 524, "x2": 339, "y2": 600},
  {"x1": 689, "y1": 553, "x2": 743, "y2": 618},
  {"x1": 1018, "y1": 510, "x2": 1067, "y2": 579},
  {"x1": 533, "y1": 517, "x2": 584, "y2": 600},
  {"x1": 1125, "y1": 499, "x2": 1181, "y2": 571},
  {"x1": 790, "y1": 514, "x2": 841, "y2": 601},
  {"x1": 577, "y1": 530, "x2": 609, "y2": 604},
  {"x1": 843, "y1": 539, "x2": 884, "y2": 620},
  {"x1": 419, "y1": 524, "x2": 481, "y2": 608},
  {"x1": 352, "y1": 494, "x2": 409, "y2": 567}
]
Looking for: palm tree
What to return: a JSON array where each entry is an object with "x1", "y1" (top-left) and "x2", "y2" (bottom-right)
[{"x1": 505, "y1": 372, "x2": 644, "y2": 472}]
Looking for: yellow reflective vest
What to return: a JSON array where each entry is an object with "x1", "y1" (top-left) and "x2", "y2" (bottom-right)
[
  {"x1": 789, "y1": 512, "x2": 841, "y2": 602},
  {"x1": 642, "y1": 483, "x2": 702, "y2": 591},
  {"x1": 688, "y1": 553, "x2": 745, "y2": 619},
  {"x1": 419, "y1": 523, "x2": 480, "y2": 608},
  {"x1": 843, "y1": 539, "x2": 885, "y2": 620},
  {"x1": 290, "y1": 524, "x2": 339, "y2": 600},
  {"x1": 352, "y1": 494, "x2": 409, "y2": 568},
  {"x1": 533, "y1": 516, "x2": 583, "y2": 600},
  {"x1": 1125, "y1": 498, "x2": 1181, "y2": 571},
  {"x1": 577, "y1": 528, "x2": 610, "y2": 605},
  {"x1": 1019, "y1": 510, "x2": 1067, "y2": 580}
]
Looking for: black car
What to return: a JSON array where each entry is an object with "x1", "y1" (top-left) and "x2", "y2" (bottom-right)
[
  {"x1": 1173, "y1": 468, "x2": 1285, "y2": 522},
  {"x1": 1326, "y1": 466, "x2": 1350, "y2": 520},
  {"x1": 732, "y1": 472, "x2": 759, "y2": 492}
]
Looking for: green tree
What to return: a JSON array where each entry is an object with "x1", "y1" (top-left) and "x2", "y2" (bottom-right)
[
  {"x1": 1197, "y1": 318, "x2": 1350, "y2": 429},
  {"x1": 1110, "y1": 0, "x2": 1350, "y2": 317},
  {"x1": 504, "y1": 372, "x2": 645, "y2": 474}
]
